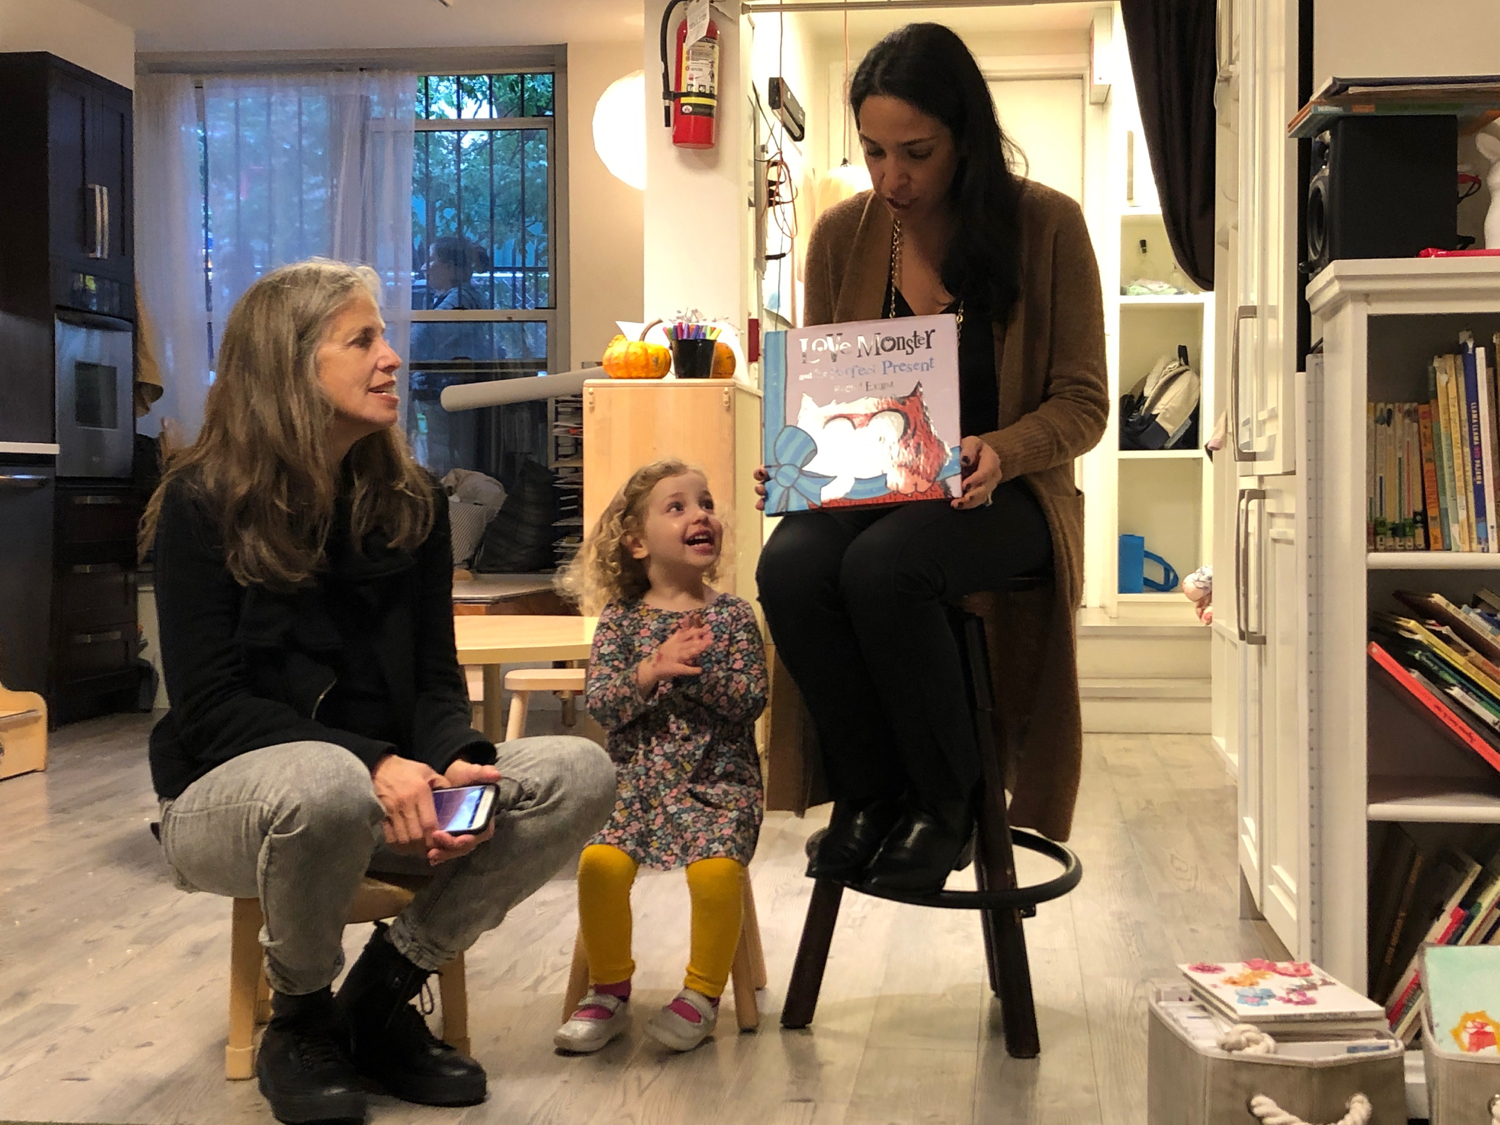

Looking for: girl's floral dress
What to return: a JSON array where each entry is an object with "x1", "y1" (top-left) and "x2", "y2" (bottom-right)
[{"x1": 584, "y1": 594, "x2": 768, "y2": 869}]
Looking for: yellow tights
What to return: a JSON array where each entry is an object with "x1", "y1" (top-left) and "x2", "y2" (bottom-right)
[{"x1": 576, "y1": 844, "x2": 744, "y2": 998}]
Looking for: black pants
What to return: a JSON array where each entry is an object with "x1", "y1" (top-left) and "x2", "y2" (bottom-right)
[{"x1": 756, "y1": 480, "x2": 1052, "y2": 812}]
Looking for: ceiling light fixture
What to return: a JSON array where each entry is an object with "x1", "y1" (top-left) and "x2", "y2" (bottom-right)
[{"x1": 593, "y1": 70, "x2": 647, "y2": 191}]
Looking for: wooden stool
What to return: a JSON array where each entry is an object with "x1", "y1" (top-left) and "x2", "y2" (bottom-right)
[
  {"x1": 561, "y1": 872, "x2": 769, "y2": 1032},
  {"x1": 780, "y1": 585, "x2": 1082, "y2": 1058},
  {"x1": 504, "y1": 666, "x2": 586, "y2": 741},
  {"x1": 227, "y1": 875, "x2": 469, "y2": 1079},
  {"x1": 0, "y1": 680, "x2": 47, "y2": 780}
]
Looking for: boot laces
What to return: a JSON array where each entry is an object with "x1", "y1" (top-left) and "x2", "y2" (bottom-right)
[{"x1": 289, "y1": 1027, "x2": 350, "y2": 1071}]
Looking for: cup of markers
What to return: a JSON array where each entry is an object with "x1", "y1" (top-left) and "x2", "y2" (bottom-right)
[{"x1": 669, "y1": 312, "x2": 720, "y2": 379}]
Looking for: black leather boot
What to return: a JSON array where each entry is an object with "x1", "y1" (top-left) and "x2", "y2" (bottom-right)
[
  {"x1": 862, "y1": 800, "x2": 974, "y2": 895},
  {"x1": 335, "y1": 923, "x2": 486, "y2": 1107},
  {"x1": 806, "y1": 796, "x2": 903, "y2": 882},
  {"x1": 256, "y1": 987, "x2": 366, "y2": 1125}
]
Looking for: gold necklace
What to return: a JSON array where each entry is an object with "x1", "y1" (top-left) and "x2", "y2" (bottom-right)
[{"x1": 887, "y1": 217, "x2": 963, "y2": 340}]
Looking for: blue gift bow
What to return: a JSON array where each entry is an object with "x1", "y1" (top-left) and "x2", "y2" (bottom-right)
[
  {"x1": 769, "y1": 433, "x2": 965, "y2": 511},
  {"x1": 765, "y1": 426, "x2": 835, "y2": 513}
]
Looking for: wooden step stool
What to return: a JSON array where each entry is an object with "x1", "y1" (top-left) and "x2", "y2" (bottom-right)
[
  {"x1": 0, "y1": 681, "x2": 47, "y2": 780},
  {"x1": 504, "y1": 666, "x2": 586, "y2": 740},
  {"x1": 561, "y1": 873, "x2": 769, "y2": 1031}
]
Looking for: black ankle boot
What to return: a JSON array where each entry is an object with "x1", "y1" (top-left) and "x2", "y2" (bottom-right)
[
  {"x1": 335, "y1": 923, "x2": 486, "y2": 1107},
  {"x1": 256, "y1": 987, "x2": 366, "y2": 1125},
  {"x1": 807, "y1": 796, "x2": 903, "y2": 882},
  {"x1": 862, "y1": 800, "x2": 974, "y2": 895}
]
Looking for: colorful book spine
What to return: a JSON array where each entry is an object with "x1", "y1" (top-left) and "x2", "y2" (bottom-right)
[
  {"x1": 1419, "y1": 402, "x2": 1445, "y2": 550},
  {"x1": 1462, "y1": 335, "x2": 1490, "y2": 551},
  {"x1": 1408, "y1": 405, "x2": 1426, "y2": 548},
  {"x1": 1375, "y1": 404, "x2": 1389, "y2": 549},
  {"x1": 1442, "y1": 356, "x2": 1475, "y2": 550},
  {"x1": 1432, "y1": 365, "x2": 1455, "y2": 550},
  {"x1": 1480, "y1": 341, "x2": 1500, "y2": 553}
]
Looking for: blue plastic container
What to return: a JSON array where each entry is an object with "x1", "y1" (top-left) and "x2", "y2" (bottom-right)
[{"x1": 1118, "y1": 534, "x2": 1180, "y2": 593}]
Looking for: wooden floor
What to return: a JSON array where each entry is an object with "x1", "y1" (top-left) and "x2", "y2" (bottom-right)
[{"x1": 0, "y1": 715, "x2": 1285, "y2": 1125}]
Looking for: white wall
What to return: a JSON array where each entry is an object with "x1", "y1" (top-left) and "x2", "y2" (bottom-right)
[
  {"x1": 0, "y1": 0, "x2": 134, "y2": 88},
  {"x1": 1315, "y1": 0, "x2": 1500, "y2": 86},
  {"x1": 641, "y1": 0, "x2": 750, "y2": 332},
  {"x1": 567, "y1": 40, "x2": 646, "y2": 368}
]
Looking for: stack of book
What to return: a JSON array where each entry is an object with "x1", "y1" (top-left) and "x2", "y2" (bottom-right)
[
  {"x1": 1368, "y1": 331, "x2": 1500, "y2": 551},
  {"x1": 1366, "y1": 834, "x2": 1500, "y2": 1045},
  {"x1": 1176, "y1": 960, "x2": 1386, "y2": 1034},
  {"x1": 1368, "y1": 588, "x2": 1500, "y2": 772}
]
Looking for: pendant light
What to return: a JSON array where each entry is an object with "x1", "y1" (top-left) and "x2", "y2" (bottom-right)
[{"x1": 815, "y1": 6, "x2": 870, "y2": 211}]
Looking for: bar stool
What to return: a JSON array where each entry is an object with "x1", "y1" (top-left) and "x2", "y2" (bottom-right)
[{"x1": 779, "y1": 576, "x2": 1083, "y2": 1059}]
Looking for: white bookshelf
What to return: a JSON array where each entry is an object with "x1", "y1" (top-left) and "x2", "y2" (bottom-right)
[
  {"x1": 1306, "y1": 257, "x2": 1500, "y2": 993},
  {"x1": 1367, "y1": 552, "x2": 1500, "y2": 570}
]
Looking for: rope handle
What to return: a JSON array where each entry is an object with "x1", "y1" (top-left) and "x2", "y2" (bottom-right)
[
  {"x1": 1247, "y1": 1093, "x2": 1371, "y2": 1125},
  {"x1": 1220, "y1": 1024, "x2": 1278, "y2": 1055},
  {"x1": 1490, "y1": 1092, "x2": 1500, "y2": 1125}
]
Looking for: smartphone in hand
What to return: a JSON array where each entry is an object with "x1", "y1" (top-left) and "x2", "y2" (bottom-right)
[{"x1": 431, "y1": 783, "x2": 499, "y2": 836}]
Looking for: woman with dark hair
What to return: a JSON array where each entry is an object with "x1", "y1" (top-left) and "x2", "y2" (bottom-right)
[
  {"x1": 144, "y1": 259, "x2": 614, "y2": 1124},
  {"x1": 756, "y1": 23, "x2": 1108, "y2": 893}
]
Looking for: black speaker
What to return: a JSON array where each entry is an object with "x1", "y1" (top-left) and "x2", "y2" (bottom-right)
[{"x1": 1304, "y1": 115, "x2": 1457, "y2": 275}]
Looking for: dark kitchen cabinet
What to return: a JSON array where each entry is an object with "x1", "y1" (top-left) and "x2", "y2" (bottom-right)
[{"x1": 0, "y1": 53, "x2": 141, "y2": 726}]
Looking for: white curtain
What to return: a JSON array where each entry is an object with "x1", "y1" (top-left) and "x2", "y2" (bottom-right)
[
  {"x1": 136, "y1": 70, "x2": 417, "y2": 441},
  {"x1": 134, "y1": 73, "x2": 212, "y2": 443}
]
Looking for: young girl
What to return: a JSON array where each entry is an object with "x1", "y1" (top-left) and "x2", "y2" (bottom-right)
[{"x1": 554, "y1": 459, "x2": 768, "y2": 1053}]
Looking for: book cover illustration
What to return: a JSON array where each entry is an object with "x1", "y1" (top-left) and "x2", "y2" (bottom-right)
[
  {"x1": 761, "y1": 315, "x2": 963, "y2": 514},
  {"x1": 1422, "y1": 945, "x2": 1500, "y2": 1054},
  {"x1": 1179, "y1": 959, "x2": 1385, "y2": 1023}
]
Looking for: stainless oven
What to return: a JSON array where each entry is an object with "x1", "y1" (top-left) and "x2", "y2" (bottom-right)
[{"x1": 55, "y1": 311, "x2": 134, "y2": 478}]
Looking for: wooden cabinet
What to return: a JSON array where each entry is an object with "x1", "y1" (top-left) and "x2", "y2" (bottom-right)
[
  {"x1": 581, "y1": 380, "x2": 764, "y2": 600},
  {"x1": 0, "y1": 53, "x2": 134, "y2": 324},
  {"x1": 50, "y1": 482, "x2": 142, "y2": 725}
]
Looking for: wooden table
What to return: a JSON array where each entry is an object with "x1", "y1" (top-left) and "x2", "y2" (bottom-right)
[{"x1": 453, "y1": 614, "x2": 597, "y2": 741}]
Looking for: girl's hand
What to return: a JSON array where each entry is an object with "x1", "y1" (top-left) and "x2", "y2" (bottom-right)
[
  {"x1": 371, "y1": 753, "x2": 443, "y2": 848},
  {"x1": 952, "y1": 437, "x2": 1002, "y2": 510},
  {"x1": 635, "y1": 617, "x2": 713, "y2": 693},
  {"x1": 753, "y1": 465, "x2": 770, "y2": 511}
]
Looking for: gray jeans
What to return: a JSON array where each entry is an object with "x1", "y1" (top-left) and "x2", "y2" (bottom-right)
[{"x1": 159, "y1": 737, "x2": 614, "y2": 995}]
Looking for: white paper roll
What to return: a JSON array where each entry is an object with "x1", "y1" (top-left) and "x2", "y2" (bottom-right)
[{"x1": 439, "y1": 368, "x2": 592, "y2": 412}]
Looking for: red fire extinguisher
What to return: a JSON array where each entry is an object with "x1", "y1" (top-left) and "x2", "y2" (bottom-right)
[{"x1": 660, "y1": 0, "x2": 718, "y2": 150}]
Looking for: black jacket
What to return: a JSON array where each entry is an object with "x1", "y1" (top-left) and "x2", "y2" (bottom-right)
[{"x1": 149, "y1": 474, "x2": 494, "y2": 800}]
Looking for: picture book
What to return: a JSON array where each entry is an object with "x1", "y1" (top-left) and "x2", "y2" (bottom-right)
[
  {"x1": 760, "y1": 315, "x2": 963, "y2": 514},
  {"x1": 1422, "y1": 945, "x2": 1500, "y2": 1055},
  {"x1": 1178, "y1": 960, "x2": 1385, "y2": 1026}
]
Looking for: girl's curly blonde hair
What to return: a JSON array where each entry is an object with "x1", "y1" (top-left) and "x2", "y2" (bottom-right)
[{"x1": 557, "y1": 458, "x2": 722, "y2": 614}]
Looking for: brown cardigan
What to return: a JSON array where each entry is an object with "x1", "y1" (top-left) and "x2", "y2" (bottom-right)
[{"x1": 766, "y1": 181, "x2": 1108, "y2": 843}]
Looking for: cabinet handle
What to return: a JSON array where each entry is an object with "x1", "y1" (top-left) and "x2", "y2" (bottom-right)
[
  {"x1": 72, "y1": 629, "x2": 124, "y2": 645},
  {"x1": 0, "y1": 473, "x2": 49, "y2": 491},
  {"x1": 86, "y1": 184, "x2": 108, "y2": 259},
  {"x1": 1230, "y1": 304, "x2": 1269, "y2": 463},
  {"x1": 70, "y1": 494, "x2": 125, "y2": 506},
  {"x1": 71, "y1": 562, "x2": 121, "y2": 574},
  {"x1": 1237, "y1": 488, "x2": 1268, "y2": 646}
]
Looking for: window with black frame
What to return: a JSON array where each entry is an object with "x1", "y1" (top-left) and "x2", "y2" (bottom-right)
[{"x1": 407, "y1": 72, "x2": 558, "y2": 489}]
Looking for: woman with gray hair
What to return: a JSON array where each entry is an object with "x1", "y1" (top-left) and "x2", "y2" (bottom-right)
[{"x1": 142, "y1": 258, "x2": 614, "y2": 1124}]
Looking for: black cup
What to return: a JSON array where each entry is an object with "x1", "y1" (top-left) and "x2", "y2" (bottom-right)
[{"x1": 671, "y1": 337, "x2": 716, "y2": 379}]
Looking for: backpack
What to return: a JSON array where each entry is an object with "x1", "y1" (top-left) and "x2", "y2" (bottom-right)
[{"x1": 1120, "y1": 345, "x2": 1201, "y2": 451}]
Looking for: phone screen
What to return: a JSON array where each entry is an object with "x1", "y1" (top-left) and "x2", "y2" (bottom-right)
[{"x1": 431, "y1": 785, "x2": 493, "y2": 835}]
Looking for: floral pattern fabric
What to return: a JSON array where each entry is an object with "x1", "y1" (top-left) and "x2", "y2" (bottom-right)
[{"x1": 585, "y1": 594, "x2": 768, "y2": 869}]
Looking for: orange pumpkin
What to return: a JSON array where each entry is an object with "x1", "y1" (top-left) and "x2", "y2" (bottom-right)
[
  {"x1": 711, "y1": 340, "x2": 736, "y2": 378},
  {"x1": 602, "y1": 334, "x2": 671, "y2": 379}
]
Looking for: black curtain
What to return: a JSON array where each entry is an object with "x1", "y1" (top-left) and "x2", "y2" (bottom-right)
[{"x1": 1120, "y1": 0, "x2": 1218, "y2": 291}]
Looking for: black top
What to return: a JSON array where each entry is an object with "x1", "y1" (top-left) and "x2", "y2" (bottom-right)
[
  {"x1": 887, "y1": 280, "x2": 999, "y2": 438},
  {"x1": 148, "y1": 472, "x2": 494, "y2": 800}
]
